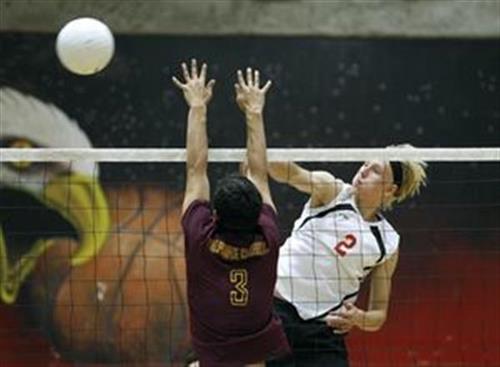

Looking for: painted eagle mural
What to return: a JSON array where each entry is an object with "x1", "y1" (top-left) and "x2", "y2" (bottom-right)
[{"x1": 0, "y1": 87, "x2": 190, "y2": 365}]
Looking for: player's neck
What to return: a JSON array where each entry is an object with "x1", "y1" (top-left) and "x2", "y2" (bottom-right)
[{"x1": 356, "y1": 197, "x2": 380, "y2": 222}]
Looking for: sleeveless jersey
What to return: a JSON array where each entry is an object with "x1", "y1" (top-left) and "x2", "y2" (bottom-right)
[
  {"x1": 275, "y1": 184, "x2": 399, "y2": 320},
  {"x1": 182, "y1": 200, "x2": 290, "y2": 365}
]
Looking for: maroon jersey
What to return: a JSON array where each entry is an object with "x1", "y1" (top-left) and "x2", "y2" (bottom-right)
[{"x1": 181, "y1": 200, "x2": 290, "y2": 366}]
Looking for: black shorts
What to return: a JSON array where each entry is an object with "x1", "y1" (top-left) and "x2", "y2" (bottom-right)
[{"x1": 267, "y1": 298, "x2": 349, "y2": 367}]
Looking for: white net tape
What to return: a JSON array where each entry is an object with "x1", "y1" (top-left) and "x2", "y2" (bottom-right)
[{"x1": 1, "y1": 147, "x2": 499, "y2": 162}]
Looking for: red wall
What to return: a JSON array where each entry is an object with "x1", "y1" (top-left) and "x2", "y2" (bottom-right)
[{"x1": 349, "y1": 233, "x2": 500, "y2": 367}]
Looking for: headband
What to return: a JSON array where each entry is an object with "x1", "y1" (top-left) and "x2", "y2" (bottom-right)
[{"x1": 390, "y1": 161, "x2": 403, "y2": 188}]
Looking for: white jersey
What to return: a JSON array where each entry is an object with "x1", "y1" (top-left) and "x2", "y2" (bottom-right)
[{"x1": 276, "y1": 184, "x2": 399, "y2": 320}]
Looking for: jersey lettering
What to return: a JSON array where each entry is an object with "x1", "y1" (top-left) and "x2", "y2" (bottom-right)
[
  {"x1": 229, "y1": 269, "x2": 249, "y2": 306},
  {"x1": 334, "y1": 234, "x2": 357, "y2": 256}
]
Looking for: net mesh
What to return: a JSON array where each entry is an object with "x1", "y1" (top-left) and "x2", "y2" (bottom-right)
[{"x1": 1, "y1": 148, "x2": 499, "y2": 366}]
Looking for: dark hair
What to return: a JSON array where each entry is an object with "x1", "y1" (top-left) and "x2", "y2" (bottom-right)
[{"x1": 213, "y1": 174, "x2": 263, "y2": 232}]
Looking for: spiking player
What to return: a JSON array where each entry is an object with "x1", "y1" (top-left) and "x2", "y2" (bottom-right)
[{"x1": 267, "y1": 149, "x2": 427, "y2": 366}]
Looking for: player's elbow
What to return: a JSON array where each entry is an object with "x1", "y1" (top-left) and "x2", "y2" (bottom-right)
[
  {"x1": 363, "y1": 320, "x2": 385, "y2": 332},
  {"x1": 268, "y1": 161, "x2": 295, "y2": 183},
  {"x1": 360, "y1": 310, "x2": 387, "y2": 332},
  {"x1": 371, "y1": 319, "x2": 386, "y2": 332},
  {"x1": 371, "y1": 311, "x2": 387, "y2": 331}
]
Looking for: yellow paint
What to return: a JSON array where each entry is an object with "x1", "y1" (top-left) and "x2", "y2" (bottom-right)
[
  {"x1": 0, "y1": 172, "x2": 110, "y2": 303},
  {"x1": 42, "y1": 173, "x2": 110, "y2": 266}
]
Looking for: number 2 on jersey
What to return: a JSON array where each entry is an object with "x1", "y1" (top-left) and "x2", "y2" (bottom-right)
[
  {"x1": 229, "y1": 269, "x2": 249, "y2": 307},
  {"x1": 334, "y1": 234, "x2": 357, "y2": 256}
]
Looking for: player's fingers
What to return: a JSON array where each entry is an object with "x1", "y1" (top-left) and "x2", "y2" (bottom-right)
[
  {"x1": 206, "y1": 79, "x2": 216, "y2": 91},
  {"x1": 181, "y1": 62, "x2": 190, "y2": 81},
  {"x1": 234, "y1": 83, "x2": 242, "y2": 94},
  {"x1": 329, "y1": 320, "x2": 348, "y2": 330},
  {"x1": 337, "y1": 310, "x2": 355, "y2": 320},
  {"x1": 191, "y1": 58, "x2": 198, "y2": 78},
  {"x1": 200, "y1": 63, "x2": 207, "y2": 81},
  {"x1": 262, "y1": 80, "x2": 272, "y2": 93},
  {"x1": 254, "y1": 70, "x2": 260, "y2": 87},
  {"x1": 246, "y1": 67, "x2": 253, "y2": 87},
  {"x1": 172, "y1": 76, "x2": 185, "y2": 89},
  {"x1": 342, "y1": 322, "x2": 355, "y2": 332},
  {"x1": 334, "y1": 325, "x2": 351, "y2": 334},
  {"x1": 325, "y1": 315, "x2": 344, "y2": 328},
  {"x1": 344, "y1": 301, "x2": 354, "y2": 309},
  {"x1": 337, "y1": 320, "x2": 351, "y2": 330},
  {"x1": 237, "y1": 70, "x2": 246, "y2": 88}
]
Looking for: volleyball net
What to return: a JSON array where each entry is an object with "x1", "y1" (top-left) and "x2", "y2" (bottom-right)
[{"x1": 1, "y1": 147, "x2": 499, "y2": 366}]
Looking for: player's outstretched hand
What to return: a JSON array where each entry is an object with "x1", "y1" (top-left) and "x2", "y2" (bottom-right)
[
  {"x1": 235, "y1": 67, "x2": 272, "y2": 115},
  {"x1": 173, "y1": 59, "x2": 215, "y2": 108}
]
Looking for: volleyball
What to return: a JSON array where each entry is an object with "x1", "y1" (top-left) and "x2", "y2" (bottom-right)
[{"x1": 56, "y1": 17, "x2": 114, "y2": 76}]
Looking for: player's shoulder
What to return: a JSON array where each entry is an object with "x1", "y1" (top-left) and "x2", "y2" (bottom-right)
[
  {"x1": 181, "y1": 200, "x2": 213, "y2": 229},
  {"x1": 183, "y1": 199, "x2": 211, "y2": 216}
]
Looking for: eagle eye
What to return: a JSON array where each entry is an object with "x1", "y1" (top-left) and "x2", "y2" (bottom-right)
[{"x1": 7, "y1": 139, "x2": 34, "y2": 171}]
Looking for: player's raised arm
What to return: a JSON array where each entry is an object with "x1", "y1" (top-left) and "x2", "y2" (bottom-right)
[
  {"x1": 268, "y1": 162, "x2": 344, "y2": 207},
  {"x1": 234, "y1": 67, "x2": 275, "y2": 210},
  {"x1": 172, "y1": 59, "x2": 215, "y2": 214}
]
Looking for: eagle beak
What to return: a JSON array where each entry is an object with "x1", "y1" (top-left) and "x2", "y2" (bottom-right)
[
  {"x1": 42, "y1": 173, "x2": 110, "y2": 266},
  {"x1": 0, "y1": 173, "x2": 110, "y2": 303},
  {"x1": 0, "y1": 232, "x2": 53, "y2": 304}
]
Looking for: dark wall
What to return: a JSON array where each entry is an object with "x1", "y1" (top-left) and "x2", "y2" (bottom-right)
[{"x1": 1, "y1": 34, "x2": 499, "y2": 156}]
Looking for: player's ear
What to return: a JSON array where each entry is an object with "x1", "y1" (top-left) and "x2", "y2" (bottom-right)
[
  {"x1": 382, "y1": 184, "x2": 398, "y2": 205},
  {"x1": 388, "y1": 183, "x2": 398, "y2": 197}
]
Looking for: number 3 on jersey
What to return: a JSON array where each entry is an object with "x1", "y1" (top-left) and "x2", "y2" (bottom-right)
[
  {"x1": 229, "y1": 269, "x2": 249, "y2": 307},
  {"x1": 334, "y1": 234, "x2": 357, "y2": 256}
]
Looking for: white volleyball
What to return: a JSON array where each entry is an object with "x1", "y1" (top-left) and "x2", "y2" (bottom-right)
[{"x1": 56, "y1": 17, "x2": 115, "y2": 76}]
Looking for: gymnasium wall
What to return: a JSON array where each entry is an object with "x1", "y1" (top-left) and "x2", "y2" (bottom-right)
[
  {"x1": 1, "y1": 1, "x2": 499, "y2": 365},
  {"x1": 1, "y1": 34, "x2": 498, "y2": 366}
]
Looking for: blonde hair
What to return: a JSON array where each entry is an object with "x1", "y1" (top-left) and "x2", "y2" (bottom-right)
[{"x1": 385, "y1": 144, "x2": 428, "y2": 209}]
